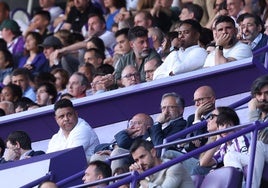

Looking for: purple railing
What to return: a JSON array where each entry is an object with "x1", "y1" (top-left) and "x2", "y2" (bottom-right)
[
  {"x1": 105, "y1": 121, "x2": 268, "y2": 188},
  {"x1": 20, "y1": 172, "x2": 52, "y2": 188}
]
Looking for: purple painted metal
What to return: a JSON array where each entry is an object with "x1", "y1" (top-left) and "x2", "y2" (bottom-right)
[{"x1": 0, "y1": 57, "x2": 265, "y2": 143}]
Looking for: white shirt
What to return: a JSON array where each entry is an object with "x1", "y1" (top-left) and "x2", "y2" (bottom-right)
[
  {"x1": 203, "y1": 41, "x2": 253, "y2": 67},
  {"x1": 47, "y1": 118, "x2": 100, "y2": 160},
  {"x1": 153, "y1": 45, "x2": 208, "y2": 79}
]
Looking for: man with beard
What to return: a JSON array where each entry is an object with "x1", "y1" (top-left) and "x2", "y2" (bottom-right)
[
  {"x1": 204, "y1": 15, "x2": 252, "y2": 67},
  {"x1": 129, "y1": 139, "x2": 194, "y2": 188},
  {"x1": 113, "y1": 26, "x2": 162, "y2": 86},
  {"x1": 153, "y1": 19, "x2": 207, "y2": 79},
  {"x1": 238, "y1": 13, "x2": 268, "y2": 65},
  {"x1": 249, "y1": 75, "x2": 268, "y2": 123}
]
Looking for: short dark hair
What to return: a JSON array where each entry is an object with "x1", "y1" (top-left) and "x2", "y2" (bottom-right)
[
  {"x1": 87, "y1": 36, "x2": 105, "y2": 53},
  {"x1": 54, "y1": 99, "x2": 74, "y2": 112},
  {"x1": 11, "y1": 68, "x2": 31, "y2": 80},
  {"x1": 88, "y1": 13, "x2": 106, "y2": 25},
  {"x1": 216, "y1": 107, "x2": 240, "y2": 126},
  {"x1": 115, "y1": 28, "x2": 129, "y2": 38},
  {"x1": 182, "y1": 3, "x2": 204, "y2": 22},
  {"x1": 130, "y1": 138, "x2": 154, "y2": 154},
  {"x1": 215, "y1": 15, "x2": 235, "y2": 28},
  {"x1": 37, "y1": 82, "x2": 58, "y2": 104},
  {"x1": 86, "y1": 48, "x2": 105, "y2": 60},
  {"x1": 251, "y1": 75, "x2": 268, "y2": 96},
  {"x1": 88, "y1": 160, "x2": 112, "y2": 185},
  {"x1": 128, "y1": 26, "x2": 148, "y2": 41},
  {"x1": 238, "y1": 13, "x2": 264, "y2": 33},
  {"x1": 0, "y1": 48, "x2": 13, "y2": 68},
  {"x1": 179, "y1": 19, "x2": 202, "y2": 34},
  {"x1": 34, "y1": 10, "x2": 51, "y2": 22},
  {"x1": 4, "y1": 83, "x2": 23, "y2": 102},
  {"x1": 7, "y1": 131, "x2": 32, "y2": 150}
]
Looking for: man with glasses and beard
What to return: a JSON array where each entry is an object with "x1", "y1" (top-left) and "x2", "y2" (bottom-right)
[
  {"x1": 113, "y1": 26, "x2": 162, "y2": 86},
  {"x1": 204, "y1": 15, "x2": 252, "y2": 67}
]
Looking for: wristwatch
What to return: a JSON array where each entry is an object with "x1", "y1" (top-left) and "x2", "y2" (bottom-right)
[{"x1": 215, "y1": 45, "x2": 223, "y2": 50}]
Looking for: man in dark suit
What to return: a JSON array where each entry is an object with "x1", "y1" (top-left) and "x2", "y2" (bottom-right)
[
  {"x1": 239, "y1": 13, "x2": 268, "y2": 65},
  {"x1": 183, "y1": 86, "x2": 216, "y2": 153},
  {"x1": 149, "y1": 92, "x2": 187, "y2": 154},
  {"x1": 0, "y1": 130, "x2": 45, "y2": 163}
]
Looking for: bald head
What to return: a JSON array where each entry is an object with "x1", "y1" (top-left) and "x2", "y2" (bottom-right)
[{"x1": 193, "y1": 86, "x2": 216, "y2": 107}]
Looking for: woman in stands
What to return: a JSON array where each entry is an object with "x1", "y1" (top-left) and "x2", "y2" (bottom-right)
[
  {"x1": 104, "y1": 0, "x2": 126, "y2": 31},
  {"x1": 18, "y1": 32, "x2": 49, "y2": 76},
  {"x1": 197, "y1": 107, "x2": 249, "y2": 174},
  {"x1": 0, "y1": 48, "x2": 14, "y2": 83},
  {"x1": 0, "y1": 83, "x2": 22, "y2": 103}
]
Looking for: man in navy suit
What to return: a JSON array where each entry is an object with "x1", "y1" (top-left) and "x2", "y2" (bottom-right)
[
  {"x1": 149, "y1": 92, "x2": 187, "y2": 154},
  {"x1": 239, "y1": 13, "x2": 268, "y2": 65},
  {"x1": 0, "y1": 130, "x2": 44, "y2": 163}
]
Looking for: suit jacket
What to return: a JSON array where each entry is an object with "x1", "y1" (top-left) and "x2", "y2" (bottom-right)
[
  {"x1": 27, "y1": 150, "x2": 45, "y2": 157},
  {"x1": 149, "y1": 117, "x2": 187, "y2": 147},
  {"x1": 184, "y1": 114, "x2": 208, "y2": 153},
  {"x1": 252, "y1": 34, "x2": 268, "y2": 65}
]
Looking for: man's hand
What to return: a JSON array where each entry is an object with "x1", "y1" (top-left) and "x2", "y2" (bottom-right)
[
  {"x1": 3, "y1": 148, "x2": 19, "y2": 161},
  {"x1": 215, "y1": 33, "x2": 232, "y2": 47},
  {"x1": 129, "y1": 162, "x2": 143, "y2": 174},
  {"x1": 248, "y1": 98, "x2": 259, "y2": 111},
  {"x1": 156, "y1": 111, "x2": 170, "y2": 124},
  {"x1": 194, "y1": 101, "x2": 214, "y2": 121}
]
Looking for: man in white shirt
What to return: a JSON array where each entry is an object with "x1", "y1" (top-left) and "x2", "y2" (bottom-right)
[
  {"x1": 47, "y1": 99, "x2": 100, "y2": 161},
  {"x1": 153, "y1": 19, "x2": 207, "y2": 80},
  {"x1": 204, "y1": 15, "x2": 252, "y2": 67}
]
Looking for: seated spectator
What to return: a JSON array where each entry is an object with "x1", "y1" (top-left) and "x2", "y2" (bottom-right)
[
  {"x1": 114, "y1": 26, "x2": 161, "y2": 85},
  {"x1": 1, "y1": 130, "x2": 45, "y2": 163},
  {"x1": 0, "y1": 48, "x2": 14, "y2": 83},
  {"x1": 92, "y1": 113, "x2": 153, "y2": 172},
  {"x1": 91, "y1": 74, "x2": 106, "y2": 94},
  {"x1": 0, "y1": 101, "x2": 15, "y2": 115},
  {"x1": 0, "y1": 83, "x2": 22, "y2": 103},
  {"x1": 82, "y1": 160, "x2": 112, "y2": 186},
  {"x1": 78, "y1": 63, "x2": 95, "y2": 95},
  {"x1": 204, "y1": 15, "x2": 253, "y2": 67},
  {"x1": 239, "y1": 13, "x2": 268, "y2": 64},
  {"x1": 47, "y1": 99, "x2": 100, "y2": 161},
  {"x1": 18, "y1": 32, "x2": 49, "y2": 76},
  {"x1": 66, "y1": 72, "x2": 88, "y2": 99},
  {"x1": 197, "y1": 108, "x2": 249, "y2": 174},
  {"x1": 104, "y1": 0, "x2": 126, "y2": 31},
  {"x1": 50, "y1": 68, "x2": 69, "y2": 96},
  {"x1": 120, "y1": 65, "x2": 141, "y2": 87},
  {"x1": 84, "y1": 48, "x2": 105, "y2": 69},
  {"x1": 0, "y1": 2, "x2": 10, "y2": 26},
  {"x1": 129, "y1": 139, "x2": 194, "y2": 187},
  {"x1": 24, "y1": 10, "x2": 51, "y2": 40},
  {"x1": 36, "y1": 82, "x2": 57, "y2": 106},
  {"x1": 11, "y1": 68, "x2": 36, "y2": 102},
  {"x1": 14, "y1": 97, "x2": 37, "y2": 113},
  {"x1": 41, "y1": 35, "x2": 80, "y2": 75},
  {"x1": 144, "y1": 57, "x2": 162, "y2": 82},
  {"x1": 153, "y1": 19, "x2": 207, "y2": 79},
  {"x1": 0, "y1": 19, "x2": 24, "y2": 67},
  {"x1": 33, "y1": 0, "x2": 63, "y2": 32},
  {"x1": 179, "y1": 3, "x2": 204, "y2": 23},
  {"x1": 151, "y1": 92, "x2": 187, "y2": 154}
]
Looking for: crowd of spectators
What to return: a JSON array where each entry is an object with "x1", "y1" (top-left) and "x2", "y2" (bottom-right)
[{"x1": 0, "y1": 0, "x2": 268, "y2": 187}]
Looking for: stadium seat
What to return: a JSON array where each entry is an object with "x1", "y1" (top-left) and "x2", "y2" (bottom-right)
[
  {"x1": 200, "y1": 167, "x2": 243, "y2": 188},
  {"x1": 10, "y1": 8, "x2": 31, "y2": 33}
]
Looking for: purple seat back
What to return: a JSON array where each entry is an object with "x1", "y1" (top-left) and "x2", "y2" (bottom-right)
[
  {"x1": 262, "y1": 163, "x2": 268, "y2": 181},
  {"x1": 191, "y1": 175, "x2": 205, "y2": 188},
  {"x1": 200, "y1": 167, "x2": 243, "y2": 188}
]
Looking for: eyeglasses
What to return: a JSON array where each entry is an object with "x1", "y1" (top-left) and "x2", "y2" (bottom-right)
[
  {"x1": 128, "y1": 120, "x2": 144, "y2": 128},
  {"x1": 122, "y1": 72, "x2": 140, "y2": 79},
  {"x1": 207, "y1": 113, "x2": 218, "y2": 120},
  {"x1": 193, "y1": 97, "x2": 212, "y2": 104}
]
